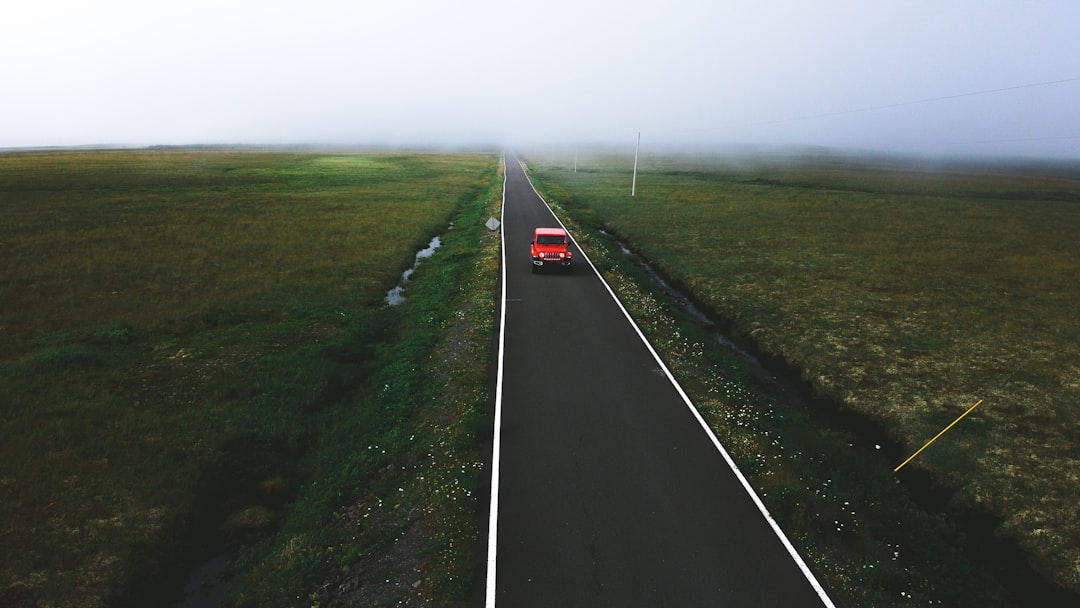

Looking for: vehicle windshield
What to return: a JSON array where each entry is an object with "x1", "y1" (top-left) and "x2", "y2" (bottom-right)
[{"x1": 537, "y1": 235, "x2": 565, "y2": 244}]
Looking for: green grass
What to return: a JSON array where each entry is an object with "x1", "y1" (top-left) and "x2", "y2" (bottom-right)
[
  {"x1": 226, "y1": 157, "x2": 503, "y2": 607},
  {"x1": 522, "y1": 150, "x2": 1080, "y2": 604},
  {"x1": 0, "y1": 150, "x2": 501, "y2": 606}
]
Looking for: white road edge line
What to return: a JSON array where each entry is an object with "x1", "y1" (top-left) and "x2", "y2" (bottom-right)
[
  {"x1": 483, "y1": 159, "x2": 508, "y2": 608},
  {"x1": 512, "y1": 157, "x2": 838, "y2": 608}
]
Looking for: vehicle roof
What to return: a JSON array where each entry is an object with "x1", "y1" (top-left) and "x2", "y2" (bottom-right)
[{"x1": 534, "y1": 227, "x2": 567, "y2": 236}]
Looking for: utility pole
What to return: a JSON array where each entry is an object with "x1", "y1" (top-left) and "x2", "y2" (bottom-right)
[
  {"x1": 574, "y1": 144, "x2": 578, "y2": 173},
  {"x1": 631, "y1": 131, "x2": 640, "y2": 196}
]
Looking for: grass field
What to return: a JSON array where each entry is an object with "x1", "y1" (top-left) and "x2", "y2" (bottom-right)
[
  {"x1": 523, "y1": 149, "x2": 1080, "y2": 604},
  {"x1": 0, "y1": 150, "x2": 501, "y2": 606}
]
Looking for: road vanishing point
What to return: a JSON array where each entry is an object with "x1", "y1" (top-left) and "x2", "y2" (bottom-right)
[{"x1": 483, "y1": 155, "x2": 837, "y2": 607}]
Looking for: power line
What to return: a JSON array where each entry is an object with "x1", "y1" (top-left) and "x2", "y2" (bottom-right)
[{"x1": 748, "y1": 76, "x2": 1080, "y2": 127}]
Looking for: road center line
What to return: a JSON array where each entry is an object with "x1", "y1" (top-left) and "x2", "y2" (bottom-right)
[{"x1": 483, "y1": 159, "x2": 508, "y2": 608}]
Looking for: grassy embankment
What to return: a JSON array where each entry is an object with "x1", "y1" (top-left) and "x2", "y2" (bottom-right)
[
  {"x1": 522, "y1": 151, "x2": 1080, "y2": 607},
  {"x1": 0, "y1": 150, "x2": 501, "y2": 607}
]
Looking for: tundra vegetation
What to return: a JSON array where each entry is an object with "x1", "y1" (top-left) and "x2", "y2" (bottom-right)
[
  {"x1": 0, "y1": 150, "x2": 501, "y2": 607},
  {"x1": 523, "y1": 150, "x2": 1080, "y2": 607}
]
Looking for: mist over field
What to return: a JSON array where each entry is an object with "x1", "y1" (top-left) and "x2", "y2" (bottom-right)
[{"x1": 3, "y1": 0, "x2": 1080, "y2": 158}]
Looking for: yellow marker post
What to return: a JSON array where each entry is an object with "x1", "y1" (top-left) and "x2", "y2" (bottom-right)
[{"x1": 894, "y1": 399, "x2": 985, "y2": 473}]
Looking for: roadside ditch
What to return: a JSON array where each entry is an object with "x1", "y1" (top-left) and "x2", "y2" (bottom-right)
[
  {"x1": 606, "y1": 235, "x2": 1079, "y2": 607},
  {"x1": 168, "y1": 230, "x2": 453, "y2": 608}
]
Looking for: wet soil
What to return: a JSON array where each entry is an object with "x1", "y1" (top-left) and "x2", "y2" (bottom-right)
[{"x1": 175, "y1": 554, "x2": 229, "y2": 608}]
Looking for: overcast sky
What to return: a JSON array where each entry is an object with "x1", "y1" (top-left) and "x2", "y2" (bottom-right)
[{"x1": 3, "y1": 0, "x2": 1079, "y2": 158}]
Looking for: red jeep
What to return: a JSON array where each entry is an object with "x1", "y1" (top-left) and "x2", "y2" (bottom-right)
[{"x1": 531, "y1": 227, "x2": 572, "y2": 273}]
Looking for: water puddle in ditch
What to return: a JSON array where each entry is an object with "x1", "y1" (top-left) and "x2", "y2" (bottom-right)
[{"x1": 386, "y1": 235, "x2": 442, "y2": 306}]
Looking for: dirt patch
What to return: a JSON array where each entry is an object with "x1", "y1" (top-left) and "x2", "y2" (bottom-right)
[{"x1": 318, "y1": 498, "x2": 436, "y2": 607}]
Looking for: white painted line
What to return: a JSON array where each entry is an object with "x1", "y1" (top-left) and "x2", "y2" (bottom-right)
[
  {"x1": 515, "y1": 158, "x2": 837, "y2": 608},
  {"x1": 483, "y1": 159, "x2": 508, "y2": 608}
]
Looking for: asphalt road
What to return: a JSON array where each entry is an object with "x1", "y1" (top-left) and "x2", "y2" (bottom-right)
[{"x1": 485, "y1": 156, "x2": 835, "y2": 607}]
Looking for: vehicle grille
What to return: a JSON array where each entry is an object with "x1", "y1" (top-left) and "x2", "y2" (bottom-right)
[{"x1": 539, "y1": 252, "x2": 564, "y2": 260}]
